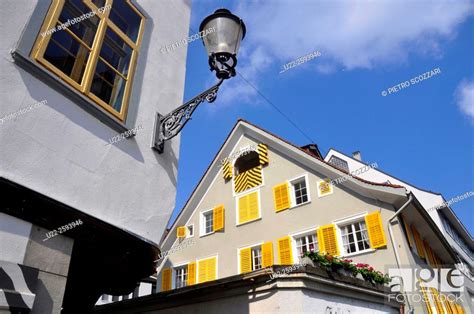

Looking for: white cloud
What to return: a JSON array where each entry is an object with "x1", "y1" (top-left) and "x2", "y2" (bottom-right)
[
  {"x1": 455, "y1": 80, "x2": 474, "y2": 122},
  {"x1": 206, "y1": 0, "x2": 473, "y2": 105}
]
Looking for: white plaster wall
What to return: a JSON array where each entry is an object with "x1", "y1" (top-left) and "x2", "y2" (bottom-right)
[
  {"x1": 0, "y1": 0, "x2": 191, "y2": 243},
  {"x1": 139, "y1": 282, "x2": 152, "y2": 296},
  {"x1": 151, "y1": 288, "x2": 398, "y2": 314},
  {"x1": 325, "y1": 150, "x2": 473, "y2": 266},
  {"x1": 156, "y1": 134, "x2": 407, "y2": 290},
  {"x1": 0, "y1": 213, "x2": 32, "y2": 264}
]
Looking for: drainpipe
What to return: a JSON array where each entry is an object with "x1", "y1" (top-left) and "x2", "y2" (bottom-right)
[{"x1": 387, "y1": 192, "x2": 414, "y2": 314}]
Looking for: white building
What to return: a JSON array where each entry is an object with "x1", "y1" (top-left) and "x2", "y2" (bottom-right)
[
  {"x1": 0, "y1": 0, "x2": 191, "y2": 312},
  {"x1": 325, "y1": 149, "x2": 474, "y2": 309}
]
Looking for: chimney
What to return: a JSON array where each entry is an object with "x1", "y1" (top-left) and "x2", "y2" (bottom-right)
[
  {"x1": 352, "y1": 151, "x2": 362, "y2": 161},
  {"x1": 301, "y1": 144, "x2": 322, "y2": 159}
]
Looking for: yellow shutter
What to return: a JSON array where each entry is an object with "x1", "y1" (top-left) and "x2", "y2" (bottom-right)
[
  {"x1": 187, "y1": 262, "x2": 196, "y2": 285},
  {"x1": 423, "y1": 240, "x2": 436, "y2": 267},
  {"x1": 411, "y1": 226, "x2": 425, "y2": 258},
  {"x1": 257, "y1": 143, "x2": 269, "y2": 165},
  {"x1": 455, "y1": 303, "x2": 464, "y2": 314},
  {"x1": 262, "y1": 242, "x2": 274, "y2": 267},
  {"x1": 238, "y1": 194, "x2": 249, "y2": 224},
  {"x1": 248, "y1": 192, "x2": 259, "y2": 221},
  {"x1": 319, "y1": 224, "x2": 339, "y2": 256},
  {"x1": 198, "y1": 257, "x2": 217, "y2": 283},
  {"x1": 207, "y1": 257, "x2": 216, "y2": 281},
  {"x1": 403, "y1": 218, "x2": 415, "y2": 248},
  {"x1": 317, "y1": 228, "x2": 325, "y2": 253},
  {"x1": 273, "y1": 182, "x2": 290, "y2": 212},
  {"x1": 277, "y1": 236, "x2": 293, "y2": 265},
  {"x1": 177, "y1": 226, "x2": 186, "y2": 238},
  {"x1": 161, "y1": 268, "x2": 172, "y2": 291},
  {"x1": 234, "y1": 166, "x2": 262, "y2": 193},
  {"x1": 420, "y1": 283, "x2": 433, "y2": 314},
  {"x1": 443, "y1": 295, "x2": 454, "y2": 314},
  {"x1": 448, "y1": 301, "x2": 459, "y2": 314},
  {"x1": 429, "y1": 288, "x2": 445, "y2": 314},
  {"x1": 213, "y1": 204, "x2": 225, "y2": 231},
  {"x1": 222, "y1": 159, "x2": 232, "y2": 180},
  {"x1": 365, "y1": 211, "x2": 387, "y2": 248},
  {"x1": 240, "y1": 248, "x2": 252, "y2": 273},
  {"x1": 198, "y1": 259, "x2": 207, "y2": 283},
  {"x1": 238, "y1": 191, "x2": 259, "y2": 224}
]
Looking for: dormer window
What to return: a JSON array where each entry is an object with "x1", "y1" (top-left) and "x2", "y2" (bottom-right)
[
  {"x1": 234, "y1": 151, "x2": 260, "y2": 175},
  {"x1": 226, "y1": 143, "x2": 268, "y2": 194}
]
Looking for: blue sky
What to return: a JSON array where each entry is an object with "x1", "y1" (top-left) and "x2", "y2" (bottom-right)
[{"x1": 169, "y1": 0, "x2": 473, "y2": 235}]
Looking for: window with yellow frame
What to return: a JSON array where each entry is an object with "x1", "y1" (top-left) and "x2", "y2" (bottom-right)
[{"x1": 31, "y1": 0, "x2": 145, "y2": 121}]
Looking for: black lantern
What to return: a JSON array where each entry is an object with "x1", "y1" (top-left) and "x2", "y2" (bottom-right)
[{"x1": 152, "y1": 9, "x2": 246, "y2": 153}]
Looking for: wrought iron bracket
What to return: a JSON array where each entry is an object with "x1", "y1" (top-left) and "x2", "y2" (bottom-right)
[{"x1": 152, "y1": 78, "x2": 224, "y2": 153}]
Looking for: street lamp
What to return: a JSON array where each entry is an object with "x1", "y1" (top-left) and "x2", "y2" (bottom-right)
[{"x1": 152, "y1": 8, "x2": 246, "y2": 153}]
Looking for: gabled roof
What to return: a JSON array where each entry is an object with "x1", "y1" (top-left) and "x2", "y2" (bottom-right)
[{"x1": 159, "y1": 119, "x2": 408, "y2": 246}]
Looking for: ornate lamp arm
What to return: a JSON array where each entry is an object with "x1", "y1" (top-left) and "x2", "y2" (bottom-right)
[{"x1": 152, "y1": 78, "x2": 224, "y2": 153}]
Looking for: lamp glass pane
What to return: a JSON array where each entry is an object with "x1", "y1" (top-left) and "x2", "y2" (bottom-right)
[{"x1": 201, "y1": 17, "x2": 243, "y2": 55}]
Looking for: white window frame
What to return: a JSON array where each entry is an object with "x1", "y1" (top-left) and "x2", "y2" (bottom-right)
[
  {"x1": 186, "y1": 224, "x2": 194, "y2": 238},
  {"x1": 288, "y1": 174, "x2": 311, "y2": 208},
  {"x1": 290, "y1": 227, "x2": 319, "y2": 263},
  {"x1": 235, "y1": 189, "x2": 262, "y2": 226},
  {"x1": 196, "y1": 254, "x2": 218, "y2": 283},
  {"x1": 237, "y1": 242, "x2": 264, "y2": 273},
  {"x1": 200, "y1": 209, "x2": 214, "y2": 237},
  {"x1": 334, "y1": 212, "x2": 374, "y2": 257},
  {"x1": 173, "y1": 263, "x2": 189, "y2": 289}
]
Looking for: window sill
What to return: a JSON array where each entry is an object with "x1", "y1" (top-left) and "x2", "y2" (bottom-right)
[
  {"x1": 289, "y1": 201, "x2": 311, "y2": 210},
  {"x1": 199, "y1": 231, "x2": 215, "y2": 238},
  {"x1": 11, "y1": 49, "x2": 131, "y2": 134},
  {"x1": 341, "y1": 249, "x2": 375, "y2": 258},
  {"x1": 236, "y1": 217, "x2": 262, "y2": 227}
]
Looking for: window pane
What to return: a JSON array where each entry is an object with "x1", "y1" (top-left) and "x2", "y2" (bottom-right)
[
  {"x1": 342, "y1": 221, "x2": 371, "y2": 254},
  {"x1": 58, "y1": 0, "x2": 100, "y2": 47},
  {"x1": 293, "y1": 180, "x2": 308, "y2": 205},
  {"x1": 175, "y1": 267, "x2": 187, "y2": 289},
  {"x1": 100, "y1": 28, "x2": 133, "y2": 76},
  {"x1": 90, "y1": 60, "x2": 126, "y2": 112},
  {"x1": 109, "y1": 0, "x2": 142, "y2": 42},
  {"x1": 44, "y1": 30, "x2": 90, "y2": 84},
  {"x1": 204, "y1": 212, "x2": 213, "y2": 234}
]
